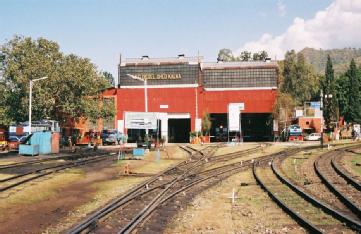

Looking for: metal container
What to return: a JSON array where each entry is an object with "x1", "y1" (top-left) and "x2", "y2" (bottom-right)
[{"x1": 19, "y1": 144, "x2": 39, "y2": 156}]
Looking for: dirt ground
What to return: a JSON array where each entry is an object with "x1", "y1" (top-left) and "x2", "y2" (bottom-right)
[{"x1": 0, "y1": 146, "x2": 187, "y2": 234}]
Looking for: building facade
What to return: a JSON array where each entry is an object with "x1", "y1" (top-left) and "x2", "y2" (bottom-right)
[{"x1": 107, "y1": 55, "x2": 278, "y2": 143}]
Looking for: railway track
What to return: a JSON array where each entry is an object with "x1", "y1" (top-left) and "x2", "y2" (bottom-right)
[
  {"x1": 314, "y1": 148, "x2": 361, "y2": 219},
  {"x1": 68, "y1": 143, "x2": 307, "y2": 233},
  {"x1": 67, "y1": 145, "x2": 219, "y2": 234},
  {"x1": 0, "y1": 150, "x2": 113, "y2": 170},
  {"x1": 266, "y1": 144, "x2": 361, "y2": 233},
  {"x1": 0, "y1": 153, "x2": 114, "y2": 193},
  {"x1": 331, "y1": 155, "x2": 361, "y2": 190},
  {"x1": 253, "y1": 154, "x2": 357, "y2": 233},
  {"x1": 135, "y1": 146, "x2": 311, "y2": 233}
]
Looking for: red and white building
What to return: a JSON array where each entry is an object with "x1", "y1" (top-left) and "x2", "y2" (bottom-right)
[{"x1": 103, "y1": 55, "x2": 279, "y2": 143}]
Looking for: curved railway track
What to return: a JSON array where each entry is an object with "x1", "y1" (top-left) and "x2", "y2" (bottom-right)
[
  {"x1": 68, "y1": 143, "x2": 311, "y2": 234},
  {"x1": 266, "y1": 144, "x2": 361, "y2": 233},
  {"x1": 253, "y1": 155, "x2": 359, "y2": 233},
  {"x1": 272, "y1": 157, "x2": 361, "y2": 231},
  {"x1": 314, "y1": 148, "x2": 361, "y2": 219},
  {"x1": 331, "y1": 155, "x2": 361, "y2": 190}
]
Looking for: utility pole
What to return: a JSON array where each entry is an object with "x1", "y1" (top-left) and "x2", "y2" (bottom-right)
[
  {"x1": 28, "y1": 76, "x2": 48, "y2": 134},
  {"x1": 320, "y1": 90, "x2": 324, "y2": 148}
]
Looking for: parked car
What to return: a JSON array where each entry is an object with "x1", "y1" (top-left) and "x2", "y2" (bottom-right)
[
  {"x1": 102, "y1": 129, "x2": 121, "y2": 145},
  {"x1": 304, "y1": 133, "x2": 321, "y2": 141}
]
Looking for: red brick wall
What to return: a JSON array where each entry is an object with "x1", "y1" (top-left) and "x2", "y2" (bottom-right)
[{"x1": 298, "y1": 117, "x2": 322, "y2": 133}]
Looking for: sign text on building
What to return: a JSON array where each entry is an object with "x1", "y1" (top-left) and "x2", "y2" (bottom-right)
[
  {"x1": 124, "y1": 112, "x2": 158, "y2": 130},
  {"x1": 130, "y1": 73, "x2": 182, "y2": 80}
]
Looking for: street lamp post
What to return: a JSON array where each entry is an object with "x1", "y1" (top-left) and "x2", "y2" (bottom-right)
[
  {"x1": 29, "y1": 76, "x2": 48, "y2": 134},
  {"x1": 320, "y1": 90, "x2": 333, "y2": 148}
]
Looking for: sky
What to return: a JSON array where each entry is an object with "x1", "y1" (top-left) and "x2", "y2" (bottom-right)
[{"x1": 2, "y1": 0, "x2": 360, "y2": 79}]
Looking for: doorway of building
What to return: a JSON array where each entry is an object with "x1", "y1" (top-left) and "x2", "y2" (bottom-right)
[
  {"x1": 241, "y1": 113, "x2": 273, "y2": 141},
  {"x1": 210, "y1": 113, "x2": 229, "y2": 142},
  {"x1": 168, "y1": 118, "x2": 190, "y2": 143}
]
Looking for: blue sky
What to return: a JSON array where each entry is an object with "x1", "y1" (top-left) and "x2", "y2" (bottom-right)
[{"x1": 0, "y1": 0, "x2": 336, "y2": 77}]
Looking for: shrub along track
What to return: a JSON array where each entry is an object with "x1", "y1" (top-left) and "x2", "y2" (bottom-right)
[
  {"x1": 270, "y1": 144, "x2": 361, "y2": 233},
  {"x1": 0, "y1": 151, "x2": 116, "y2": 193}
]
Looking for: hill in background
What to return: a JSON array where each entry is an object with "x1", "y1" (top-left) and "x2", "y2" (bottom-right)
[{"x1": 298, "y1": 47, "x2": 361, "y2": 75}]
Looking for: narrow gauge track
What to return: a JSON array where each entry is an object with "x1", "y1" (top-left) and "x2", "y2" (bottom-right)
[
  {"x1": 127, "y1": 146, "x2": 308, "y2": 233},
  {"x1": 67, "y1": 145, "x2": 219, "y2": 234},
  {"x1": 185, "y1": 143, "x2": 266, "y2": 164},
  {"x1": 331, "y1": 156, "x2": 361, "y2": 190},
  {"x1": 67, "y1": 144, "x2": 305, "y2": 234},
  {"x1": 314, "y1": 147, "x2": 361, "y2": 219},
  {"x1": 0, "y1": 153, "x2": 114, "y2": 193},
  {"x1": 268, "y1": 145, "x2": 361, "y2": 233},
  {"x1": 0, "y1": 150, "x2": 113, "y2": 170},
  {"x1": 253, "y1": 155, "x2": 357, "y2": 233}
]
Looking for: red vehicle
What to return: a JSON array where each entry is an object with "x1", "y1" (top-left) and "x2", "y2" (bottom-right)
[
  {"x1": 73, "y1": 129, "x2": 100, "y2": 146},
  {"x1": 0, "y1": 129, "x2": 8, "y2": 151},
  {"x1": 7, "y1": 135, "x2": 28, "y2": 151}
]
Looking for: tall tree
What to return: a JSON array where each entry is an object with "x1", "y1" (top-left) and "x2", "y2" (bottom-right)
[
  {"x1": 321, "y1": 55, "x2": 337, "y2": 129},
  {"x1": 346, "y1": 59, "x2": 361, "y2": 123},
  {"x1": 281, "y1": 50, "x2": 297, "y2": 98},
  {"x1": 335, "y1": 74, "x2": 350, "y2": 121},
  {"x1": 1, "y1": 36, "x2": 114, "y2": 125},
  {"x1": 281, "y1": 50, "x2": 319, "y2": 105}
]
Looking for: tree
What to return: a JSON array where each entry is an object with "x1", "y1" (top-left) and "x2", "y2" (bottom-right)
[
  {"x1": 272, "y1": 92, "x2": 296, "y2": 130},
  {"x1": 1, "y1": 36, "x2": 114, "y2": 125},
  {"x1": 217, "y1": 48, "x2": 235, "y2": 62},
  {"x1": 321, "y1": 55, "x2": 337, "y2": 129},
  {"x1": 201, "y1": 112, "x2": 212, "y2": 136},
  {"x1": 240, "y1": 51, "x2": 251, "y2": 61},
  {"x1": 259, "y1": 50, "x2": 268, "y2": 60},
  {"x1": 346, "y1": 59, "x2": 361, "y2": 123},
  {"x1": 281, "y1": 50, "x2": 297, "y2": 97},
  {"x1": 252, "y1": 51, "x2": 268, "y2": 61},
  {"x1": 281, "y1": 50, "x2": 319, "y2": 105},
  {"x1": 335, "y1": 74, "x2": 350, "y2": 121},
  {"x1": 0, "y1": 52, "x2": 9, "y2": 125},
  {"x1": 102, "y1": 71, "x2": 115, "y2": 87}
]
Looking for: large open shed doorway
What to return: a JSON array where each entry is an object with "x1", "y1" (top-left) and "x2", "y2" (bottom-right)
[{"x1": 168, "y1": 118, "x2": 190, "y2": 143}]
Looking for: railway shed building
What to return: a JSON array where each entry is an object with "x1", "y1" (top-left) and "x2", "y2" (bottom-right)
[{"x1": 105, "y1": 55, "x2": 278, "y2": 143}]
